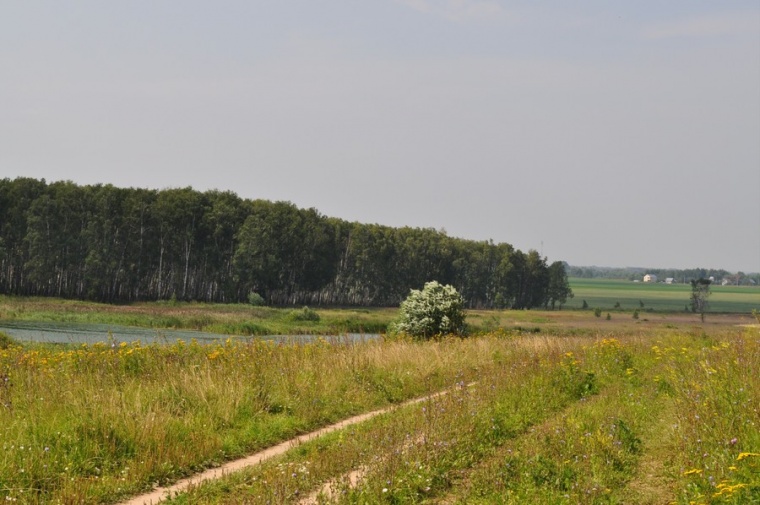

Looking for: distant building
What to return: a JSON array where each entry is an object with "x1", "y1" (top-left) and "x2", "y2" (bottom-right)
[
  {"x1": 643, "y1": 274, "x2": 657, "y2": 283},
  {"x1": 665, "y1": 278, "x2": 674, "y2": 284}
]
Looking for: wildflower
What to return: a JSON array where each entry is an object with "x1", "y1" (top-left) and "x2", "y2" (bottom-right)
[
  {"x1": 737, "y1": 452, "x2": 760, "y2": 461},
  {"x1": 682, "y1": 468, "x2": 702, "y2": 476}
]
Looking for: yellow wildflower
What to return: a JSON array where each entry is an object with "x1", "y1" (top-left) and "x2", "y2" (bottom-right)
[{"x1": 737, "y1": 452, "x2": 760, "y2": 461}]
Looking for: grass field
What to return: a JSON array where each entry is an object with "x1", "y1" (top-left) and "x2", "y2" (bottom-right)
[
  {"x1": 1, "y1": 304, "x2": 758, "y2": 504},
  {"x1": 566, "y1": 278, "x2": 760, "y2": 313}
]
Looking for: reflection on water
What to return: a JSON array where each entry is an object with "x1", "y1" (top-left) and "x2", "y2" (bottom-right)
[{"x1": 0, "y1": 321, "x2": 378, "y2": 345}]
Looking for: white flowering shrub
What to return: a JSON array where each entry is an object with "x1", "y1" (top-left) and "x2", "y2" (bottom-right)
[{"x1": 392, "y1": 281, "x2": 467, "y2": 339}]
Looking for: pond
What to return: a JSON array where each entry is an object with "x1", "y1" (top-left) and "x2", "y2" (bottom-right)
[{"x1": 0, "y1": 321, "x2": 379, "y2": 345}]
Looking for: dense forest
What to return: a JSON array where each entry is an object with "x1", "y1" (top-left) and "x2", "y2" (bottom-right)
[{"x1": 0, "y1": 178, "x2": 572, "y2": 308}]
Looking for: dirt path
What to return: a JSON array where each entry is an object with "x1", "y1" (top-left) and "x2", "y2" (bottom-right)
[{"x1": 118, "y1": 386, "x2": 468, "y2": 505}]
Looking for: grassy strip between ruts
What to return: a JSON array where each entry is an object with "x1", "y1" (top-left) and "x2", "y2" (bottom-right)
[{"x1": 1, "y1": 329, "x2": 758, "y2": 504}]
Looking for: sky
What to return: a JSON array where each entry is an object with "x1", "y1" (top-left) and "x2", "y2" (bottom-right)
[{"x1": 1, "y1": 1, "x2": 759, "y2": 273}]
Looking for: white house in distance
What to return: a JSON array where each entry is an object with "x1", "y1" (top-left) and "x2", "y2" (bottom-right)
[{"x1": 643, "y1": 274, "x2": 658, "y2": 283}]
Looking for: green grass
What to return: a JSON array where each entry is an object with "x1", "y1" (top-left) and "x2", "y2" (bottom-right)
[
  {"x1": 0, "y1": 296, "x2": 393, "y2": 337},
  {"x1": 2, "y1": 324, "x2": 758, "y2": 504},
  {"x1": 567, "y1": 278, "x2": 760, "y2": 313},
  {"x1": 153, "y1": 330, "x2": 760, "y2": 505}
]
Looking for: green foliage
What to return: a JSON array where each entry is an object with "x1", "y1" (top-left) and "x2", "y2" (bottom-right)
[
  {"x1": 392, "y1": 281, "x2": 466, "y2": 339},
  {"x1": 582, "y1": 299, "x2": 588, "y2": 309},
  {"x1": 0, "y1": 178, "x2": 566, "y2": 309},
  {"x1": 546, "y1": 261, "x2": 573, "y2": 309},
  {"x1": 247, "y1": 292, "x2": 265, "y2": 306},
  {"x1": 690, "y1": 278, "x2": 711, "y2": 321},
  {"x1": 0, "y1": 331, "x2": 17, "y2": 349},
  {"x1": 594, "y1": 308, "x2": 602, "y2": 318},
  {"x1": 632, "y1": 309, "x2": 639, "y2": 319},
  {"x1": 606, "y1": 312, "x2": 611, "y2": 320},
  {"x1": 289, "y1": 306, "x2": 320, "y2": 322}
]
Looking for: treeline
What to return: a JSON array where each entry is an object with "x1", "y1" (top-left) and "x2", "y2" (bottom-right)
[
  {"x1": 0, "y1": 178, "x2": 572, "y2": 308},
  {"x1": 568, "y1": 265, "x2": 759, "y2": 285}
]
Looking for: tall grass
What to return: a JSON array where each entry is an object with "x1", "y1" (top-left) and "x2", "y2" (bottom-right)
[
  {"x1": 0, "y1": 334, "x2": 528, "y2": 503},
  {"x1": 166, "y1": 331, "x2": 760, "y2": 505},
  {"x1": 1, "y1": 328, "x2": 757, "y2": 504}
]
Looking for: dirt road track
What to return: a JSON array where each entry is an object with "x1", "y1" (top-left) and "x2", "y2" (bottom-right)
[{"x1": 118, "y1": 385, "x2": 468, "y2": 505}]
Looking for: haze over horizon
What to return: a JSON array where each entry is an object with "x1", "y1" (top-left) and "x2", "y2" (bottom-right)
[{"x1": 2, "y1": 1, "x2": 759, "y2": 273}]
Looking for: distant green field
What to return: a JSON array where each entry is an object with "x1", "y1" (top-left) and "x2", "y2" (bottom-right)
[{"x1": 566, "y1": 278, "x2": 760, "y2": 313}]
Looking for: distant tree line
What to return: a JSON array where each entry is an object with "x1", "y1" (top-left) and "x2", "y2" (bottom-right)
[
  {"x1": 0, "y1": 178, "x2": 572, "y2": 308},
  {"x1": 567, "y1": 265, "x2": 758, "y2": 285}
]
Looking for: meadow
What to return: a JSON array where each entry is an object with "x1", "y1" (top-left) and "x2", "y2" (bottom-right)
[{"x1": 1, "y1": 305, "x2": 758, "y2": 504}]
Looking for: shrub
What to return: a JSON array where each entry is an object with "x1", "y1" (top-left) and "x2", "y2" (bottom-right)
[
  {"x1": 594, "y1": 308, "x2": 602, "y2": 318},
  {"x1": 247, "y1": 291, "x2": 265, "y2": 306},
  {"x1": 392, "y1": 281, "x2": 466, "y2": 339},
  {"x1": 0, "y1": 331, "x2": 18, "y2": 350},
  {"x1": 289, "y1": 306, "x2": 320, "y2": 322}
]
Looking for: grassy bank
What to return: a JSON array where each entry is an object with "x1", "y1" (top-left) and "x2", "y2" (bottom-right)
[
  {"x1": 0, "y1": 296, "x2": 392, "y2": 336},
  {"x1": 1, "y1": 324, "x2": 758, "y2": 504}
]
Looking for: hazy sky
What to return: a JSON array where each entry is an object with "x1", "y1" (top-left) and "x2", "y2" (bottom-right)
[{"x1": 2, "y1": 1, "x2": 759, "y2": 272}]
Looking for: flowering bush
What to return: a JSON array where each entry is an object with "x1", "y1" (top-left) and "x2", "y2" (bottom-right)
[{"x1": 392, "y1": 281, "x2": 466, "y2": 339}]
